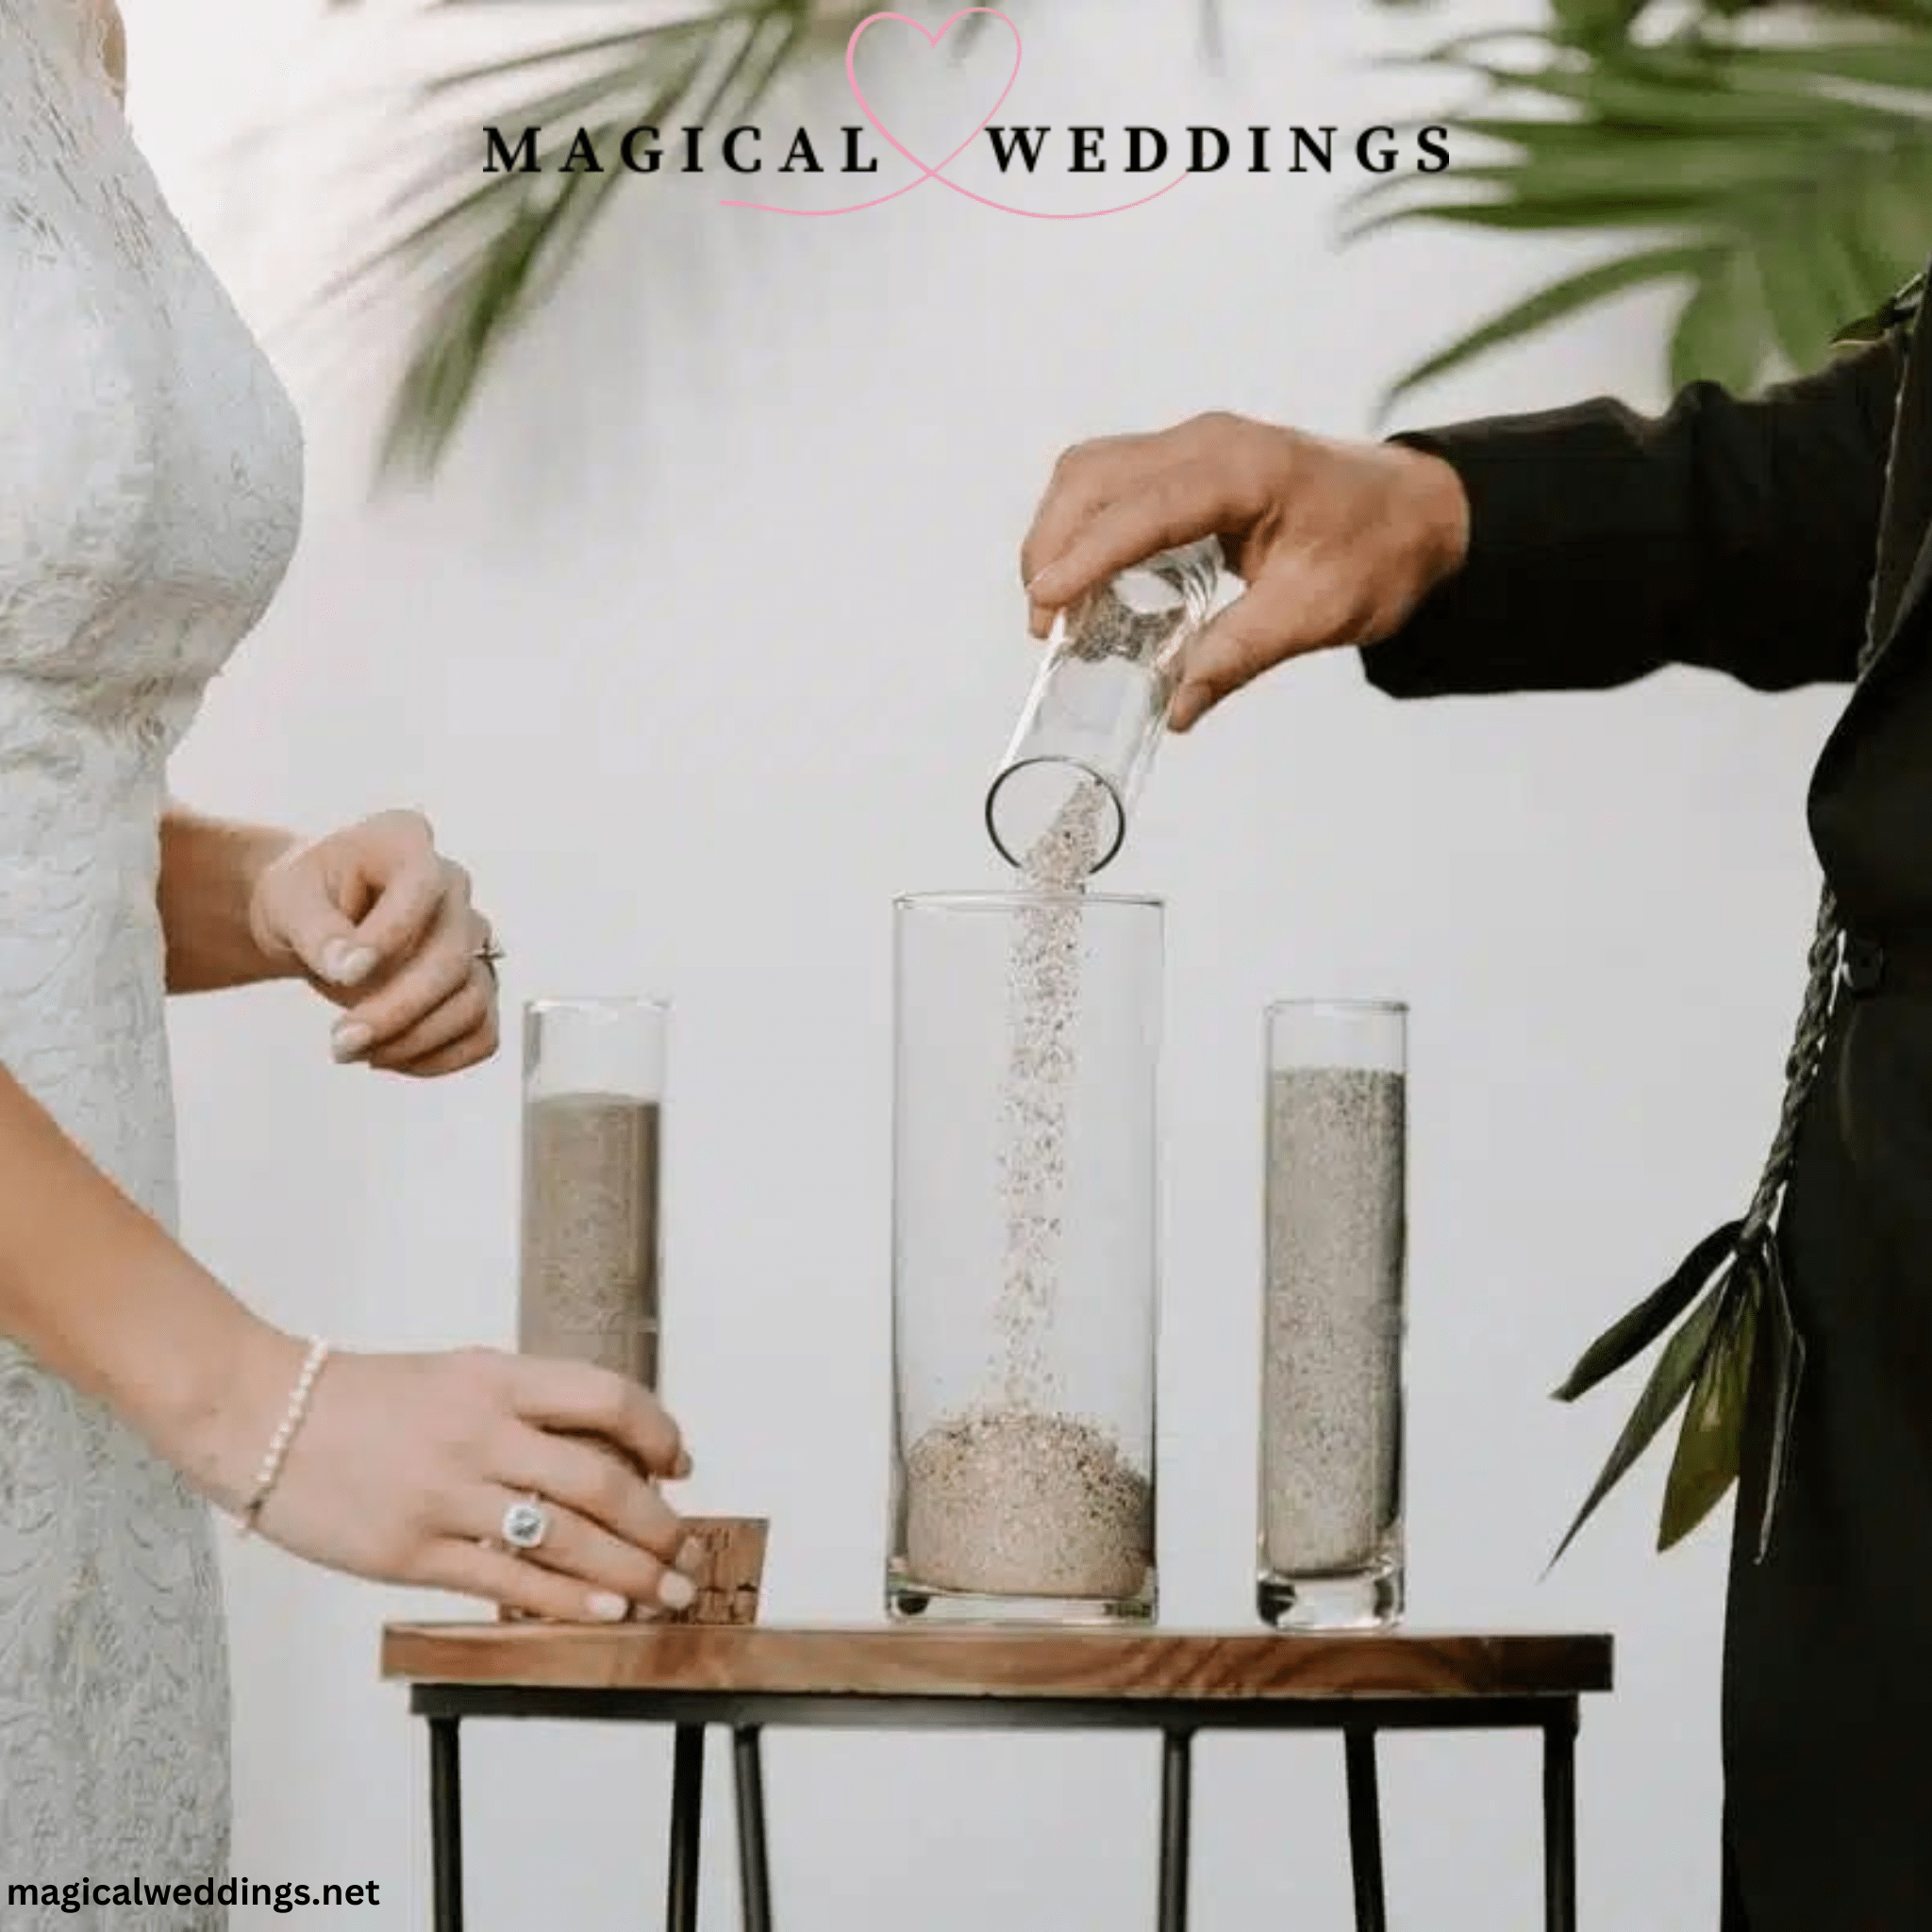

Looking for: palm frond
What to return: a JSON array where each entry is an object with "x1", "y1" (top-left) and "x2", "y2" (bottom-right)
[
  {"x1": 320, "y1": 0, "x2": 859, "y2": 484},
  {"x1": 1354, "y1": 8, "x2": 1932, "y2": 417},
  {"x1": 317, "y1": 0, "x2": 1932, "y2": 479},
  {"x1": 318, "y1": 0, "x2": 1270, "y2": 483}
]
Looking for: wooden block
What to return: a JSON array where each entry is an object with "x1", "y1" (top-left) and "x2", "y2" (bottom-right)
[
  {"x1": 492, "y1": 1514, "x2": 768, "y2": 1626},
  {"x1": 665, "y1": 1516, "x2": 768, "y2": 1626}
]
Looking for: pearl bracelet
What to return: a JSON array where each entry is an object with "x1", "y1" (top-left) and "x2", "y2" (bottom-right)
[{"x1": 237, "y1": 1338, "x2": 330, "y2": 1539}]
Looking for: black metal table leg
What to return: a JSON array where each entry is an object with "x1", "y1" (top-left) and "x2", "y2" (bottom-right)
[
  {"x1": 428, "y1": 1716, "x2": 463, "y2": 1932},
  {"x1": 1157, "y1": 1728, "x2": 1192, "y2": 1932},
  {"x1": 667, "y1": 1724, "x2": 707, "y2": 1932},
  {"x1": 1343, "y1": 1727, "x2": 1388, "y2": 1932},
  {"x1": 407, "y1": 1682, "x2": 1598, "y2": 1930},
  {"x1": 734, "y1": 1725, "x2": 773, "y2": 1932},
  {"x1": 1543, "y1": 1701, "x2": 1578, "y2": 1932}
]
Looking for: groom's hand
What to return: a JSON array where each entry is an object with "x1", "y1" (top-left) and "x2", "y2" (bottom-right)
[
  {"x1": 1020, "y1": 411, "x2": 1471, "y2": 731},
  {"x1": 248, "y1": 808, "x2": 501, "y2": 1076}
]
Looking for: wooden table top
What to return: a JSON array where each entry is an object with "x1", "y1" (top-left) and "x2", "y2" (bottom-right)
[{"x1": 380, "y1": 1624, "x2": 1612, "y2": 1701}]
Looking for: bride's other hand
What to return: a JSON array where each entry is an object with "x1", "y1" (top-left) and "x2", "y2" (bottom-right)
[
  {"x1": 229, "y1": 1337, "x2": 699, "y2": 1622},
  {"x1": 245, "y1": 808, "x2": 501, "y2": 1076}
]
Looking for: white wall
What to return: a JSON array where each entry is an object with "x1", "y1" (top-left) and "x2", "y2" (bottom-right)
[{"x1": 122, "y1": 1, "x2": 1845, "y2": 1924}]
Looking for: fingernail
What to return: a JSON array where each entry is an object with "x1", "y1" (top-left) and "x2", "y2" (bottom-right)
[
  {"x1": 325, "y1": 943, "x2": 378, "y2": 987},
  {"x1": 587, "y1": 1591, "x2": 630, "y2": 1622},
  {"x1": 330, "y1": 1022, "x2": 372, "y2": 1060},
  {"x1": 675, "y1": 1537, "x2": 705, "y2": 1576},
  {"x1": 658, "y1": 1571, "x2": 696, "y2": 1610}
]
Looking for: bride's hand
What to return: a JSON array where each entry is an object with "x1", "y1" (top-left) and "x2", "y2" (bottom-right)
[
  {"x1": 247, "y1": 808, "x2": 500, "y2": 1077},
  {"x1": 229, "y1": 1339, "x2": 697, "y2": 1621}
]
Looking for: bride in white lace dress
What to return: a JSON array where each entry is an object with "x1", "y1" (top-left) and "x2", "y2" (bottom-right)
[{"x1": 0, "y1": 3, "x2": 700, "y2": 1918}]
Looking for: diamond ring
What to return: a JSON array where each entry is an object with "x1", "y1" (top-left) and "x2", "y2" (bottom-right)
[{"x1": 500, "y1": 1495, "x2": 549, "y2": 1553}]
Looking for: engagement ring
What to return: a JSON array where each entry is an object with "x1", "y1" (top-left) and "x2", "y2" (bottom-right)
[{"x1": 500, "y1": 1495, "x2": 548, "y2": 1553}]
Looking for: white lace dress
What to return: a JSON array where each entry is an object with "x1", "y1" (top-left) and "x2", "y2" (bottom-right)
[{"x1": 0, "y1": 2, "x2": 303, "y2": 1919}]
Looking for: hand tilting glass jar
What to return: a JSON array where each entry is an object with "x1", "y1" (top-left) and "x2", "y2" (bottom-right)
[
  {"x1": 987, "y1": 539, "x2": 1224, "y2": 878},
  {"x1": 889, "y1": 892, "x2": 1162, "y2": 1624},
  {"x1": 1257, "y1": 1000, "x2": 1407, "y2": 1630}
]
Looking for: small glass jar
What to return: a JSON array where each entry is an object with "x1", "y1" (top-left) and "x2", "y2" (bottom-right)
[
  {"x1": 1257, "y1": 999, "x2": 1407, "y2": 1630},
  {"x1": 517, "y1": 997, "x2": 668, "y2": 1390},
  {"x1": 888, "y1": 891, "x2": 1162, "y2": 1624},
  {"x1": 987, "y1": 538, "x2": 1224, "y2": 878}
]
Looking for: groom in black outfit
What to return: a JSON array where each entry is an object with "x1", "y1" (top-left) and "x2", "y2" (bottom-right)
[{"x1": 1019, "y1": 265, "x2": 1932, "y2": 1929}]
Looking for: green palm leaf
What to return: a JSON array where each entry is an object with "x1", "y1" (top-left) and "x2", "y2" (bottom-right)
[
  {"x1": 1669, "y1": 249, "x2": 1761, "y2": 391},
  {"x1": 318, "y1": 0, "x2": 862, "y2": 482},
  {"x1": 1355, "y1": 9, "x2": 1932, "y2": 415},
  {"x1": 317, "y1": 0, "x2": 1932, "y2": 478},
  {"x1": 326, "y1": 0, "x2": 1238, "y2": 484},
  {"x1": 1380, "y1": 242, "x2": 1715, "y2": 408}
]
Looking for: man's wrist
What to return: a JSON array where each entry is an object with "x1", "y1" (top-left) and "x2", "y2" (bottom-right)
[{"x1": 1403, "y1": 447, "x2": 1472, "y2": 596}]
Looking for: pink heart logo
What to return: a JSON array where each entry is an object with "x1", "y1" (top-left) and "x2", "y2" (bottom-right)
[
  {"x1": 720, "y1": 8, "x2": 1188, "y2": 219},
  {"x1": 846, "y1": 9, "x2": 1023, "y2": 192}
]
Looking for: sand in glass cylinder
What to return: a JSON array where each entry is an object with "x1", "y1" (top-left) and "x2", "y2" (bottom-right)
[
  {"x1": 518, "y1": 998, "x2": 666, "y2": 1388},
  {"x1": 1257, "y1": 999, "x2": 1407, "y2": 1631},
  {"x1": 888, "y1": 891, "x2": 1161, "y2": 1624}
]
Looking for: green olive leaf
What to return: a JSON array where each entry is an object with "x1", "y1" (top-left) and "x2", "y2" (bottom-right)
[
  {"x1": 1546, "y1": 1271, "x2": 1732, "y2": 1573},
  {"x1": 1552, "y1": 1218, "x2": 1743, "y2": 1403},
  {"x1": 1837, "y1": 267, "x2": 1927, "y2": 348},
  {"x1": 1753, "y1": 1239, "x2": 1807, "y2": 1563},
  {"x1": 1658, "y1": 1270, "x2": 1758, "y2": 1551}
]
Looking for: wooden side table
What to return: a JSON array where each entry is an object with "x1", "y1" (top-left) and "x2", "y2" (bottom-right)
[{"x1": 381, "y1": 1623, "x2": 1612, "y2": 1932}]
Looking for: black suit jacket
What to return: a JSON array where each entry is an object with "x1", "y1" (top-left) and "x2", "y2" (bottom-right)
[
  {"x1": 1368, "y1": 286, "x2": 1932, "y2": 941},
  {"x1": 1364, "y1": 294, "x2": 1932, "y2": 1927}
]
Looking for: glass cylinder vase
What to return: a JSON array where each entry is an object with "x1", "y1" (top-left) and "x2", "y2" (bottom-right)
[
  {"x1": 518, "y1": 997, "x2": 668, "y2": 1390},
  {"x1": 985, "y1": 539, "x2": 1224, "y2": 879},
  {"x1": 889, "y1": 891, "x2": 1162, "y2": 1624},
  {"x1": 1257, "y1": 999, "x2": 1407, "y2": 1630}
]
